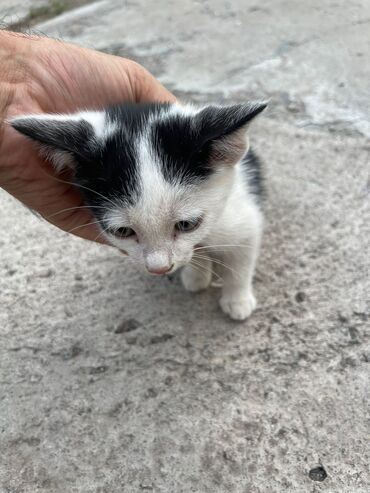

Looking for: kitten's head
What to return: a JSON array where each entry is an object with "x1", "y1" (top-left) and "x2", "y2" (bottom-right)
[{"x1": 10, "y1": 102, "x2": 265, "y2": 274}]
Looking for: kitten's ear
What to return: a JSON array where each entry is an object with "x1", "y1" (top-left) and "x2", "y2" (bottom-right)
[
  {"x1": 197, "y1": 102, "x2": 267, "y2": 166},
  {"x1": 10, "y1": 112, "x2": 104, "y2": 172}
]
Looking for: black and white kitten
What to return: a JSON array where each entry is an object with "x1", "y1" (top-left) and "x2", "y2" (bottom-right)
[{"x1": 10, "y1": 102, "x2": 266, "y2": 320}]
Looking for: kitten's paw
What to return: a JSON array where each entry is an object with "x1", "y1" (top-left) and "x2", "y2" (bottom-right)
[
  {"x1": 181, "y1": 265, "x2": 212, "y2": 292},
  {"x1": 219, "y1": 292, "x2": 257, "y2": 321}
]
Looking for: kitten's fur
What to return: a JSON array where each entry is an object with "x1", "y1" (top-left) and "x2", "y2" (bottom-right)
[{"x1": 10, "y1": 102, "x2": 266, "y2": 320}]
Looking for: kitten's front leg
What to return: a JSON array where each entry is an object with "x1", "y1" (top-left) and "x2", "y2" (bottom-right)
[
  {"x1": 181, "y1": 254, "x2": 213, "y2": 292},
  {"x1": 219, "y1": 236, "x2": 260, "y2": 321}
]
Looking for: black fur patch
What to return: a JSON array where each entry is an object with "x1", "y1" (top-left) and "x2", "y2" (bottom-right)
[
  {"x1": 74, "y1": 136, "x2": 139, "y2": 213},
  {"x1": 242, "y1": 148, "x2": 265, "y2": 204},
  {"x1": 150, "y1": 102, "x2": 267, "y2": 184},
  {"x1": 151, "y1": 112, "x2": 213, "y2": 183},
  {"x1": 107, "y1": 102, "x2": 169, "y2": 134}
]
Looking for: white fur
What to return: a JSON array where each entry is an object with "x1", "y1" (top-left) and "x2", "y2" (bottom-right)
[
  {"x1": 39, "y1": 147, "x2": 75, "y2": 173},
  {"x1": 80, "y1": 111, "x2": 118, "y2": 140}
]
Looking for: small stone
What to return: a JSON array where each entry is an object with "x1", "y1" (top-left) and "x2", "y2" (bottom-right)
[
  {"x1": 64, "y1": 308, "x2": 73, "y2": 318},
  {"x1": 24, "y1": 436, "x2": 41, "y2": 446},
  {"x1": 223, "y1": 450, "x2": 232, "y2": 461},
  {"x1": 89, "y1": 365, "x2": 108, "y2": 374},
  {"x1": 73, "y1": 283, "x2": 86, "y2": 291},
  {"x1": 60, "y1": 344, "x2": 83, "y2": 360},
  {"x1": 126, "y1": 335, "x2": 138, "y2": 345},
  {"x1": 361, "y1": 352, "x2": 370, "y2": 363},
  {"x1": 36, "y1": 268, "x2": 54, "y2": 278},
  {"x1": 353, "y1": 311, "x2": 369, "y2": 321},
  {"x1": 341, "y1": 356, "x2": 356, "y2": 368},
  {"x1": 295, "y1": 291, "x2": 306, "y2": 303},
  {"x1": 140, "y1": 483, "x2": 153, "y2": 490},
  {"x1": 287, "y1": 102, "x2": 300, "y2": 113},
  {"x1": 337, "y1": 312, "x2": 348, "y2": 324},
  {"x1": 114, "y1": 319, "x2": 141, "y2": 334},
  {"x1": 144, "y1": 388, "x2": 158, "y2": 399},
  {"x1": 107, "y1": 402, "x2": 123, "y2": 417},
  {"x1": 309, "y1": 466, "x2": 327, "y2": 482},
  {"x1": 77, "y1": 406, "x2": 92, "y2": 416},
  {"x1": 150, "y1": 334, "x2": 174, "y2": 344},
  {"x1": 348, "y1": 326, "x2": 360, "y2": 344}
]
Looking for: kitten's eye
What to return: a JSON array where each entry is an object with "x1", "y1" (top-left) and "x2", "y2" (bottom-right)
[
  {"x1": 175, "y1": 218, "x2": 202, "y2": 233},
  {"x1": 112, "y1": 227, "x2": 136, "y2": 239}
]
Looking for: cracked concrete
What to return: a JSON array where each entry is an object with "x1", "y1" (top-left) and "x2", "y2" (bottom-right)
[{"x1": 0, "y1": 1, "x2": 369, "y2": 492}]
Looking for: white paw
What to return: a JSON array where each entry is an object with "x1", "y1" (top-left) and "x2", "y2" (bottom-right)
[
  {"x1": 181, "y1": 265, "x2": 212, "y2": 292},
  {"x1": 219, "y1": 291, "x2": 257, "y2": 321}
]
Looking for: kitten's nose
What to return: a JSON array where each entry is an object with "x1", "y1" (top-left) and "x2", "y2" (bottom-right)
[
  {"x1": 145, "y1": 252, "x2": 173, "y2": 275},
  {"x1": 146, "y1": 264, "x2": 174, "y2": 275}
]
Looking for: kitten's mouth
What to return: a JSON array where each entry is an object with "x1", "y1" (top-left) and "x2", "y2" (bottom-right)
[{"x1": 147, "y1": 263, "x2": 175, "y2": 276}]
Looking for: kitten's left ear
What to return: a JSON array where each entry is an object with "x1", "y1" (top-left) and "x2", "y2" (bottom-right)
[
  {"x1": 197, "y1": 102, "x2": 267, "y2": 166},
  {"x1": 9, "y1": 112, "x2": 105, "y2": 172}
]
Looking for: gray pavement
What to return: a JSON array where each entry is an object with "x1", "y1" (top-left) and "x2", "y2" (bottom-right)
[
  {"x1": 1, "y1": 1, "x2": 369, "y2": 492},
  {"x1": 0, "y1": 0, "x2": 48, "y2": 24}
]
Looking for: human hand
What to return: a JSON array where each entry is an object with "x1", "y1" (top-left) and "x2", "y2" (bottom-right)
[{"x1": 0, "y1": 31, "x2": 175, "y2": 242}]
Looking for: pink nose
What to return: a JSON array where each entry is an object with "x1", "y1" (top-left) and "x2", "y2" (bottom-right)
[{"x1": 146, "y1": 264, "x2": 174, "y2": 275}]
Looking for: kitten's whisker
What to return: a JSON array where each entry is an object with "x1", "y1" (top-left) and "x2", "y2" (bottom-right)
[
  {"x1": 189, "y1": 261, "x2": 213, "y2": 280},
  {"x1": 192, "y1": 254, "x2": 240, "y2": 278},
  {"x1": 190, "y1": 259, "x2": 223, "y2": 283},
  {"x1": 194, "y1": 244, "x2": 253, "y2": 251},
  {"x1": 46, "y1": 205, "x2": 106, "y2": 219},
  {"x1": 94, "y1": 232, "x2": 108, "y2": 243},
  {"x1": 49, "y1": 174, "x2": 118, "y2": 208},
  {"x1": 207, "y1": 258, "x2": 240, "y2": 278},
  {"x1": 67, "y1": 220, "x2": 102, "y2": 235},
  {"x1": 93, "y1": 227, "x2": 109, "y2": 243}
]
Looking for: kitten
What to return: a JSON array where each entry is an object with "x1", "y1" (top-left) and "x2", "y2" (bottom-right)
[{"x1": 10, "y1": 102, "x2": 266, "y2": 320}]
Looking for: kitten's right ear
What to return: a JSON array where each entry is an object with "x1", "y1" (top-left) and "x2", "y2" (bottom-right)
[
  {"x1": 10, "y1": 112, "x2": 105, "y2": 172},
  {"x1": 196, "y1": 102, "x2": 267, "y2": 167}
]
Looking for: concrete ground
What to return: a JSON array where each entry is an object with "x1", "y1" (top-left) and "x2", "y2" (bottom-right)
[{"x1": 0, "y1": 1, "x2": 369, "y2": 492}]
